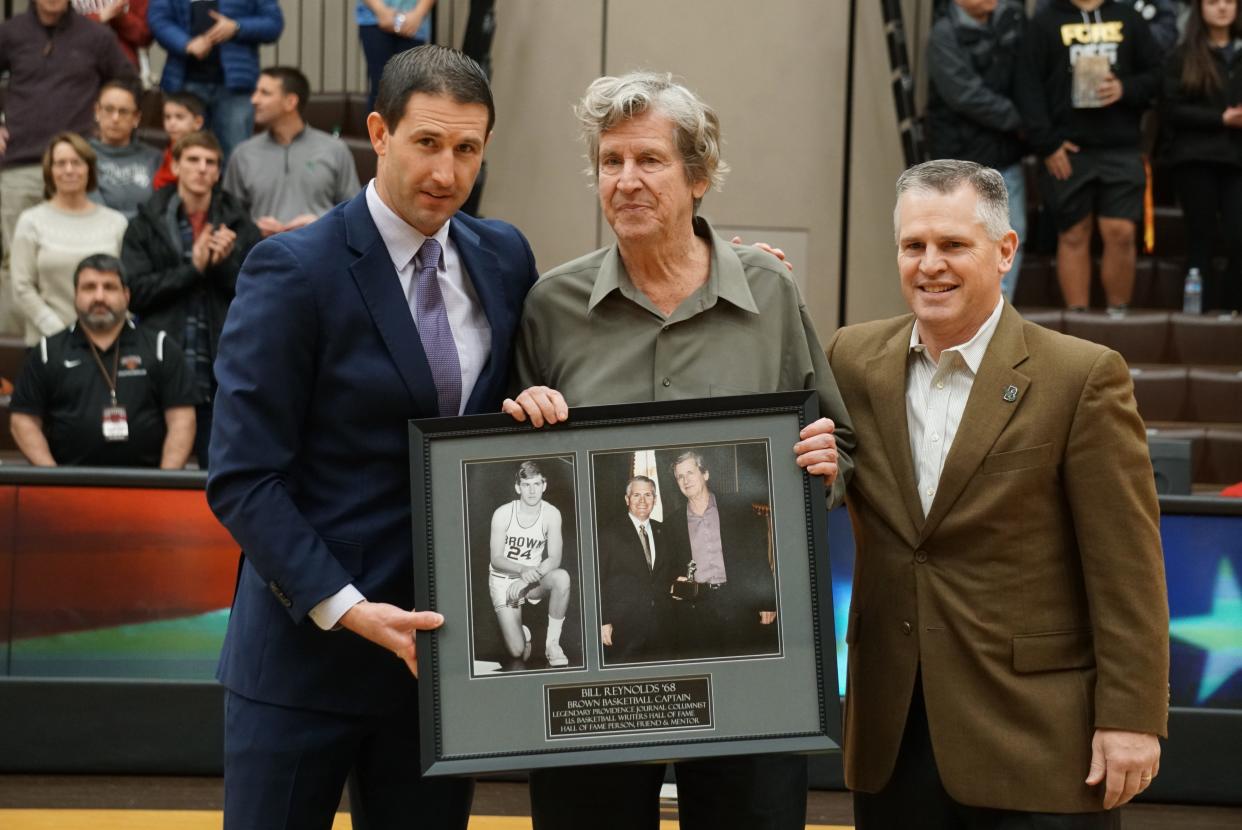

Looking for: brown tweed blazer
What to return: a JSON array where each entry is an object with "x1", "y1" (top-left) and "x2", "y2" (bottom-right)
[{"x1": 826, "y1": 303, "x2": 1169, "y2": 813}]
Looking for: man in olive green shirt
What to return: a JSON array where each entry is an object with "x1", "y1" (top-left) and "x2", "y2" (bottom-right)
[{"x1": 512, "y1": 216, "x2": 854, "y2": 507}]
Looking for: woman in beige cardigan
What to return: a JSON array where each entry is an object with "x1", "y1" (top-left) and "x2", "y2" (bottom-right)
[{"x1": 11, "y1": 132, "x2": 128, "y2": 345}]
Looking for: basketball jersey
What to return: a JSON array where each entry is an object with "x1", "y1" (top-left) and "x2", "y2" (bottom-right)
[{"x1": 491, "y1": 501, "x2": 547, "y2": 577}]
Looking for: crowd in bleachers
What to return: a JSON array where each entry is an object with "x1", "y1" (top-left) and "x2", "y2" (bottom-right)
[
  {"x1": 927, "y1": 0, "x2": 1242, "y2": 491},
  {"x1": 0, "y1": 0, "x2": 434, "y2": 470}
]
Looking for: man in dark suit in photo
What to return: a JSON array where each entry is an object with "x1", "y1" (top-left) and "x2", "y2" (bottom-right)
[
  {"x1": 206, "y1": 45, "x2": 538, "y2": 829},
  {"x1": 598, "y1": 474, "x2": 683, "y2": 664},
  {"x1": 663, "y1": 450, "x2": 777, "y2": 659}
]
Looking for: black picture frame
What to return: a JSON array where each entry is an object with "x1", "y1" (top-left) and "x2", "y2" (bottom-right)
[{"x1": 409, "y1": 391, "x2": 840, "y2": 776}]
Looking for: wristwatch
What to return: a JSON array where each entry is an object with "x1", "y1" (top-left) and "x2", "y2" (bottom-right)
[{"x1": 394, "y1": 13, "x2": 407, "y2": 32}]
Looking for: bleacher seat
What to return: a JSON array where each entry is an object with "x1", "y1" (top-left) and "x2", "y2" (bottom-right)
[
  {"x1": 304, "y1": 93, "x2": 351, "y2": 137},
  {"x1": 1130, "y1": 365, "x2": 1188, "y2": 422},
  {"x1": 1170, "y1": 313, "x2": 1242, "y2": 365},
  {"x1": 1062, "y1": 310, "x2": 1172, "y2": 365},
  {"x1": 344, "y1": 136, "x2": 377, "y2": 183},
  {"x1": 1187, "y1": 367, "x2": 1242, "y2": 423},
  {"x1": 0, "y1": 335, "x2": 29, "y2": 453},
  {"x1": 1152, "y1": 206, "x2": 1187, "y2": 260},
  {"x1": 1203, "y1": 428, "x2": 1242, "y2": 486},
  {"x1": 1019, "y1": 308, "x2": 1063, "y2": 333},
  {"x1": 1014, "y1": 255, "x2": 1058, "y2": 308}
]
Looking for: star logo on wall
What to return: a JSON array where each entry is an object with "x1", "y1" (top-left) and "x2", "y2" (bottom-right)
[{"x1": 1169, "y1": 558, "x2": 1242, "y2": 705}]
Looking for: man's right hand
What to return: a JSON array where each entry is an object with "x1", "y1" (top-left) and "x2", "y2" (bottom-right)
[
  {"x1": 1044, "y1": 141, "x2": 1079, "y2": 181},
  {"x1": 185, "y1": 35, "x2": 213, "y2": 60},
  {"x1": 502, "y1": 386, "x2": 569, "y2": 428},
  {"x1": 1224, "y1": 105, "x2": 1242, "y2": 129},
  {"x1": 191, "y1": 224, "x2": 215, "y2": 273},
  {"x1": 256, "y1": 216, "x2": 285, "y2": 237},
  {"x1": 601, "y1": 623, "x2": 613, "y2": 647},
  {"x1": 0, "y1": 126, "x2": 9, "y2": 157},
  {"x1": 339, "y1": 600, "x2": 445, "y2": 678}
]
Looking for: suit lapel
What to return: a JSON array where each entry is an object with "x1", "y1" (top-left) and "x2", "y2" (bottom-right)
[
  {"x1": 866, "y1": 320, "x2": 925, "y2": 542},
  {"x1": 919, "y1": 305, "x2": 1030, "y2": 540},
  {"x1": 451, "y1": 217, "x2": 509, "y2": 414},
  {"x1": 344, "y1": 193, "x2": 439, "y2": 415}
]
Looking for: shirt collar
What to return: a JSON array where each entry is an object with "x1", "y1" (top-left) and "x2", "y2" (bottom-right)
[
  {"x1": 586, "y1": 216, "x2": 759, "y2": 315},
  {"x1": 950, "y1": 2, "x2": 988, "y2": 30},
  {"x1": 365, "y1": 179, "x2": 451, "y2": 272},
  {"x1": 627, "y1": 512, "x2": 649, "y2": 532},
  {"x1": 908, "y1": 296, "x2": 1005, "y2": 375},
  {"x1": 69, "y1": 318, "x2": 137, "y2": 350}
]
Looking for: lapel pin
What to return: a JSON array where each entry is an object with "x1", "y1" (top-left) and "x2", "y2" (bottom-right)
[{"x1": 1002, "y1": 385, "x2": 1019, "y2": 403}]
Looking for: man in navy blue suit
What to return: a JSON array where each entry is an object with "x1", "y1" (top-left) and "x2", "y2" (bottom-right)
[{"x1": 206, "y1": 45, "x2": 538, "y2": 829}]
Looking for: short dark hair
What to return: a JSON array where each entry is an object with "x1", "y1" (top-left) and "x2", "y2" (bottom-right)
[
  {"x1": 514, "y1": 460, "x2": 545, "y2": 486},
  {"x1": 376, "y1": 44, "x2": 494, "y2": 133},
  {"x1": 98, "y1": 78, "x2": 141, "y2": 111},
  {"x1": 173, "y1": 130, "x2": 223, "y2": 162},
  {"x1": 73, "y1": 254, "x2": 127, "y2": 289},
  {"x1": 261, "y1": 66, "x2": 311, "y2": 117},
  {"x1": 164, "y1": 91, "x2": 207, "y2": 119}
]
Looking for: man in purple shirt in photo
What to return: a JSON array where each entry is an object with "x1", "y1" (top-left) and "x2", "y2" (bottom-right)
[{"x1": 665, "y1": 449, "x2": 778, "y2": 659}]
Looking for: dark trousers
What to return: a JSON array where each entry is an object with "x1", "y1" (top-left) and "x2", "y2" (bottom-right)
[
  {"x1": 854, "y1": 677, "x2": 1120, "y2": 830},
  {"x1": 678, "y1": 586, "x2": 776, "y2": 659},
  {"x1": 223, "y1": 690, "x2": 472, "y2": 830},
  {"x1": 530, "y1": 753, "x2": 807, "y2": 830},
  {"x1": 1176, "y1": 161, "x2": 1242, "y2": 312},
  {"x1": 358, "y1": 26, "x2": 427, "y2": 115}
]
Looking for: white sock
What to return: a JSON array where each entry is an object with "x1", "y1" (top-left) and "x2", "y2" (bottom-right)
[{"x1": 546, "y1": 615, "x2": 564, "y2": 647}]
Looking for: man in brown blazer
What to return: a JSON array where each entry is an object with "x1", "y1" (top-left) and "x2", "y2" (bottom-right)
[{"x1": 824, "y1": 159, "x2": 1169, "y2": 828}]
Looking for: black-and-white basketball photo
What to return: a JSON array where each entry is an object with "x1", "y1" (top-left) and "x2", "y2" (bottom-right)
[
  {"x1": 590, "y1": 441, "x2": 780, "y2": 666},
  {"x1": 463, "y1": 454, "x2": 583, "y2": 676}
]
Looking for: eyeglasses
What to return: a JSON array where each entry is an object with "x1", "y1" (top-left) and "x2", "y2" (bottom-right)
[{"x1": 98, "y1": 105, "x2": 138, "y2": 118}]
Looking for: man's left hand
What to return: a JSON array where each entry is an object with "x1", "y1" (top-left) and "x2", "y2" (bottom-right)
[
  {"x1": 284, "y1": 213, "x2": 319, "y2": 232},
  {"x1": 759, "y1": 611, "x2": 776, "y2": 625},
  {"x1": 794, "y1": 417, "x2": 839, "y2": 486},
  {"x1": 206, "y1": 10, "x2": 240, "y2": 43},
  {"x1": 502, "y1": 386, "x2": 569, "y2": 428},
  {"x1": 1085, "y1": 728, "x2": 1160, "y2": 809},
  {"x1": 731, "y1": 236, "x2": 794, "y2": 273}
]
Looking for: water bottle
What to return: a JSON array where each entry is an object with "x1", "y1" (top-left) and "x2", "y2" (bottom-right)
[{"x1": 1183, "y1": 267, "x2": 1203, "y2": 314}]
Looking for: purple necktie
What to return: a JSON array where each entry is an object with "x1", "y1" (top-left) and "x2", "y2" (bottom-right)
[{"x1": 412, "y1": 238, "x2": 462, "y2": 416}]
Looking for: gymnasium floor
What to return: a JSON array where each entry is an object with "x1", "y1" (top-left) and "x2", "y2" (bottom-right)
[{"x1": 2, "y1": 778, "x2": 1241, "y2": 829}]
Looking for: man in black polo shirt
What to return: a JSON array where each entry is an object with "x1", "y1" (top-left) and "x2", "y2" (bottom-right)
[{"x1": 9, "y1": 254, "x2": 197, "y2": 468}]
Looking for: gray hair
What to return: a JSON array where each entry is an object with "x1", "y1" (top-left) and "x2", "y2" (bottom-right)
[
  {"x1": 574, "y1": 71, "x2": 729, "y2": 205},
  {"x1": 624, "y1": 475, "x2": 657, "y2": 497},
  {"x1": 893, "y1": 159, "x2": 1011, "y2": 242},
  {"x1": 671, "y1": 450, "x2": 707, "y2": 475}
]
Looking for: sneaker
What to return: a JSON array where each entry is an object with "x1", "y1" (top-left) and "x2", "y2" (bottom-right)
[
  {"x1": 545, "y1": 642, "x2": 568, "y2": 667},
  {"x1": 522, "y1": 625, "x2": 532, "y2": 661},
  {"x1": 1106, "y1": 304, "x2": 1128, "y2": 319}
]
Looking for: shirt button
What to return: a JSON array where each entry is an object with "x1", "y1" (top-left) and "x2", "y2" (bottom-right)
[
  {"x1": 925, "y1": 487, "x2": 935, "y2": 498},
  {"x1": 662, "y1": 377, "x2": 671, "y2": 387},
  {"x1": 914, "y1": 550, "x2": 928, "y2": 564},
  {"x1": 936, "y1": 381, "x2": 944, "y2": 390},
  {"x1": 931, "y1": 433, "x2": 940, "y2": 443},
  {"x1": 901, "y1": 620, "x2": 913, "y2": 635}
]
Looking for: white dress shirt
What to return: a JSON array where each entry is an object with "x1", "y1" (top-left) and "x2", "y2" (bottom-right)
[
  {"x1": 308, "y1": 182, "x2": 493, "y2": 631},
  {"x1": 906, "y1": 297, "x2": 1004, "y2": 516},
  {"x1": 627, "y1": 512, "x2": 658, "y2": 568},
  {"x1": 365, "y1": 179, "x2": 492, "y2": 412}
]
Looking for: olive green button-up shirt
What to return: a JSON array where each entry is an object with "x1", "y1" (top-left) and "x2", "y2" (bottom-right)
[{"x1": 513, "y1": 218, "x2": 855, "y2": 506}]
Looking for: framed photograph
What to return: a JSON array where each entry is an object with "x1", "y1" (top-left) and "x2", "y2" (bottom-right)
[{"x1": 409, "y1": 391, "x2": 840, "y2": 776}]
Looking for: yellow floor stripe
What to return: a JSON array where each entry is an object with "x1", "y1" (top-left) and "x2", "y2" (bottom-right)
[{"x1": 0, "y1": 810, "x2": 852, "y2": 830}]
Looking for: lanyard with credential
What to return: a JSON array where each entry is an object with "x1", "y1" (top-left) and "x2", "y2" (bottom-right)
[{"x1": 88, "y1": 338, "x2": 129, "y2": 442}]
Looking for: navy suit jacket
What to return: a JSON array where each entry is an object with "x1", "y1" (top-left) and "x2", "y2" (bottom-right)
[{"x1": 207, "y1": 190, "x2": 538, "y2": 715}]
